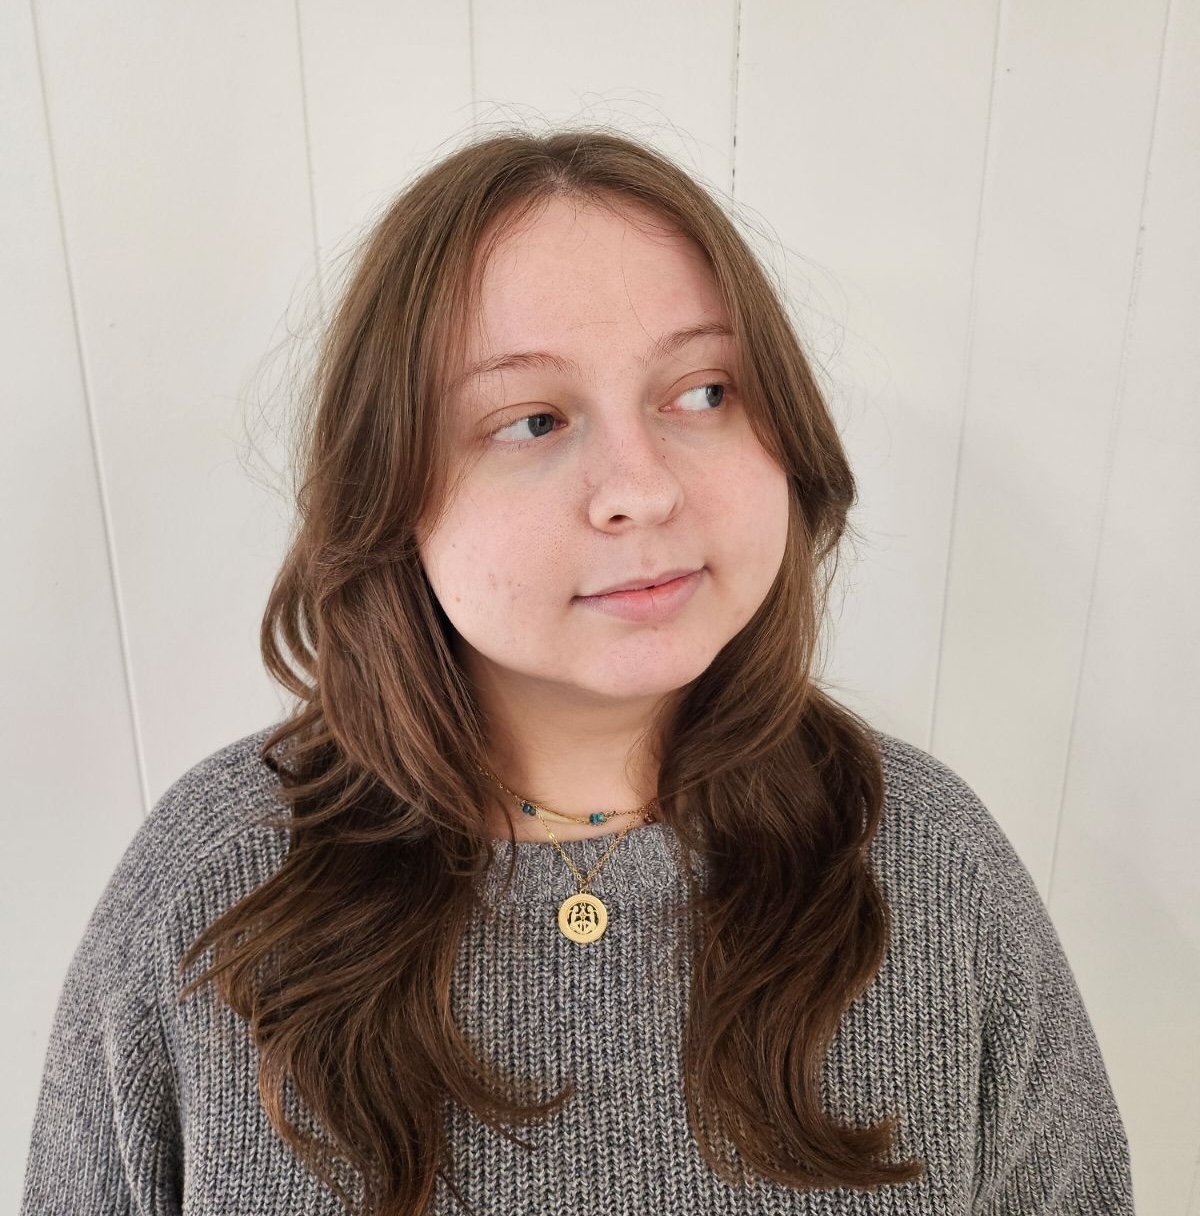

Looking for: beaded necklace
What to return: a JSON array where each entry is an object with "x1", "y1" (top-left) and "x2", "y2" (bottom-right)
[{"x1": 480, "y1": 767, "x2": 658, "y2": 943}]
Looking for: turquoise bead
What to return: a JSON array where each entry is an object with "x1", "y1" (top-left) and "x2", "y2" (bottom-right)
[
  {"x1": 589, "y1": 812, "x2": 605, "y2": 824},
  {"x1": 521, "y1": 802, "x2": 536, "y2": 816}
]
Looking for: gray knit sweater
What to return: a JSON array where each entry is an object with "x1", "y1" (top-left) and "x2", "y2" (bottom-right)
[{"x1": 21, "y1": 725, "x2": 1134, "y2": 1214}]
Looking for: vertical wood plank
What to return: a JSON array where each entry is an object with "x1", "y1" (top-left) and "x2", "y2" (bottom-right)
[
  {"x1": 34, "y1": 0, "x2": 317, "y2": 797},
  {"x1": 1051, "y1": 0, "x2": 1200, "y2": 1207},
  {"x1": 933, "y1": 0, "x2": 1170, "y2": 891},
  {"x1": 0, "y1": 0, "x2": 142, "y2": 1206},
  {"x1": 298, "y1": 0, "x2": 473, "y2": 262},
  {"x1": 733, "y1": 0, "x2": 999, "y2": 746}
]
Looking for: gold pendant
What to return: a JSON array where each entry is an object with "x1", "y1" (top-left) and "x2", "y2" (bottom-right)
[{"x1": 557, "y1": 892, "x2": 608, "y2": 943}]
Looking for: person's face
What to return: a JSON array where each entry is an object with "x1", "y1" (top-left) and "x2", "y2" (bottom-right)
[{"x1": 419, "y1": 195, "x2": 790, "y2": 713}]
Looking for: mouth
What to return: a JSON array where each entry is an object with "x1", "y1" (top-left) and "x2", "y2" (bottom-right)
[
  {"x1": 572, "y1": 568, "x2": 705, "y2": 624},
  {"x1": 580, "y1": 569, "x2": 701, "y2": 598}
]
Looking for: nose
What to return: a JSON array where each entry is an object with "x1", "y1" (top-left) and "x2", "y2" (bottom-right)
[{"x1": 585, "y1": 416, "x2": 685, "y2": 532}]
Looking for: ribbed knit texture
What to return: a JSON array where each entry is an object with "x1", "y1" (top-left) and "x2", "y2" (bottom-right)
[{"x1": 20, "y1": 726, "x2": 1135, "y2": 1214}]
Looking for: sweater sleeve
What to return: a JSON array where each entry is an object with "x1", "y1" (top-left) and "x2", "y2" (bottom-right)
[
  {"x1": 20, "y1": 849, "x2": 183, "y2": 1215},
  {"x1": 969, "y1": 825, "x2": 1135, "y2": 1214}
]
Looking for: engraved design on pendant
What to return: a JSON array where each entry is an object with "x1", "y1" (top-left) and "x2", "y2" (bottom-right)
[{"x1": 557, "y1": 892, "x2": 608, "y2": 943}]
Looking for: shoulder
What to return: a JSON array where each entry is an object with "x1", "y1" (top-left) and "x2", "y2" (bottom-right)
[
  {"x1": 117, "y1": 724, "x2": 288, "y2": 911},
  {"x1": 67, "y1": 726, "x2": 289, "y2": 1006},
  {"x1": 27, "y1": 729, "x2": 292, "y2": 1208},
  {"x1": 868, "y1": 726, "x2": 1027, "y2": 889},
  {"x1": 139, "y1": 724, "x2": 287, "y2": 874},
  {"x1": 866, "y1": 727, "x2": 1057, "y2": 1009},
  {"x1": 871, "y1": 727, "x2": 991, "y2": 837}
]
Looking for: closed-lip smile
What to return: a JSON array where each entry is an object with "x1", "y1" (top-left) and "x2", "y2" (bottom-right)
[
  {"x1": 573, "y1": 568, "x2": 705, "y2": 624},
  {"x1": 580, "y1": 569, "x2": 700, "y2": 598}
]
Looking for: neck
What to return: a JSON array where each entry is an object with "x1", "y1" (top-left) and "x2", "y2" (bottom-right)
[{"x1": 474, "y1": 671, "x2": 673, "y2": 843}]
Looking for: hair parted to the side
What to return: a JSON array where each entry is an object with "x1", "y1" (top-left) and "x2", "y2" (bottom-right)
[{"x1": 179, "y1": 125, "x2": 925, "y2": 1214}]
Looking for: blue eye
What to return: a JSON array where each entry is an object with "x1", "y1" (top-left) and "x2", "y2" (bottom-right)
[
  {"x1": 678, "y1": 382, "x2": 726, "y2": 411},
  {"x1": 493, "y1": 413, "x2": 558, "y2": 443}
]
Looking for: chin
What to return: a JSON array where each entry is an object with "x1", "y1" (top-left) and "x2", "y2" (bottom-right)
[{"x1": 572, "y1": 652, "x2": 717, "y2": 704}]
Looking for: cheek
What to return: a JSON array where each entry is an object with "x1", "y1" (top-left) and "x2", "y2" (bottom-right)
[
  {"x1": 708, "y1": 439, "x2": 790, "y2": 553},
  {"x1": 699, "y1": 450, "x2": 790, "y2": 626},
  {"x1": 744, "y1": 477, "x2": 791, "y2": 594},
  {"x1": 421, "y1": 495, "x2": 573, "y2": 621},
  {"x1": 423, "y1": 533, "x2": 501, "y2": 618},
  {"x1": 420, "y1": 501, "x2": 491, "y2": 615}
]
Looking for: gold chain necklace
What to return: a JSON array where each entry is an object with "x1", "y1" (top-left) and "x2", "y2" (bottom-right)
[
  {"x1": 480, "y1": 768, "x2": 656, "y2": 943},
  {"x1": 481, "y1": 767, "x2": 659, "y2": 827}
]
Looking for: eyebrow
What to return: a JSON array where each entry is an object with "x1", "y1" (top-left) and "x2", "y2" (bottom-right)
[{"x1": 455, "y1": 321, "x2": 735, "y2": 388}]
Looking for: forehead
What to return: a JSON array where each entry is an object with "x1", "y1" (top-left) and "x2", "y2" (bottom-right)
[{"x1": 462, "y1": 196, "x2": 728, "y2": 360}]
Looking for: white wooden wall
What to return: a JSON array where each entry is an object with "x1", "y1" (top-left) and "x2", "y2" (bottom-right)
[{"x1": 4, "y1": 1, "x2": 1197, "y2": 1211}]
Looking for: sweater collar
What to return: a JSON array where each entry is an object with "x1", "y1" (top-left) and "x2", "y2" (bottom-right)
[{"x1": 476, "y1": 821, "x2": 695, "y2": 905}]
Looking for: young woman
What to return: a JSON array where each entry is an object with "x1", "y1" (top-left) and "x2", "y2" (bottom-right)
[{"x1": 21, "y1": 129, "x2": 1134, "y2": 1215}]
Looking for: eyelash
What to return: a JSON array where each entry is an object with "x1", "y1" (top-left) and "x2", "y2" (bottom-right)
[{"x1": 488, "y1": 380, "x2": 734, "y2": 447}]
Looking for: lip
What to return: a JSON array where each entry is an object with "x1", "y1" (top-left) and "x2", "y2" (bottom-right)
[
  {"x1": 583, "y1": 568, "x2": 700, "y2": 597},
  {"x1": 574, "y1": 568, "x2": 704, "y2": 624}
]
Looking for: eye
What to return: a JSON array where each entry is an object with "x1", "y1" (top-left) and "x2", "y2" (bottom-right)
[
  {"x1": 491, "y1": 412, "x2": 560, "y2": 444},
  {"x1": 676, "y1": 382, "x2": 728, "y2": 411}
]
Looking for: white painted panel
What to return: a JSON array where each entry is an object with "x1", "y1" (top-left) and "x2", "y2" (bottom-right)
[
  {"x1": 933, "y1": 2, "x2": 1169, "y2": 892},
  {"x1": 299, "y1": 0, "x2": 473, "y2": 263},
  {"x1": 1052, "y1": 0, "x2": 1200, "y2": 1208},
  {"x1": 473, "y1": 0, "x2": 737, "y2": 193},
  {"x1": 732, "y1": 1, "x2": 999, "y2": 746},
  {"x1": 0, "y1": 1, "x2": 142, "y2": 1209},
  {"x1": 34, "y1": 1, "x2": 314, "y2": 798}
]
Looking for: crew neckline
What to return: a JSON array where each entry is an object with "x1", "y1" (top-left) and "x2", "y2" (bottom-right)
[{"x1": 476, "y1": 820, "x2": 698, "y2": 905}]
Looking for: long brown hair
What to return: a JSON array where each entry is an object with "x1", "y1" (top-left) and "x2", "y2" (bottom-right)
[{"x1": 180, "y1": 126, "x2": 925, "y2": 1214}]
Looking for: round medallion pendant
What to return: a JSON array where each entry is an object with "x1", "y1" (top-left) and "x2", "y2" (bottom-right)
[{"x1": 557, "y1": 892, "x2": 609, "y2": 943}]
